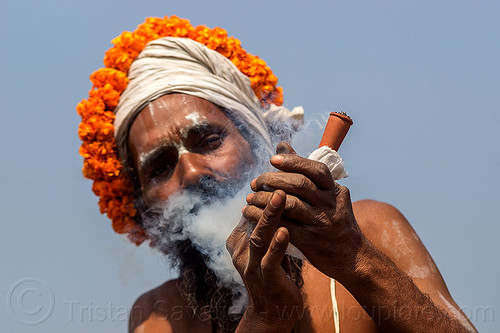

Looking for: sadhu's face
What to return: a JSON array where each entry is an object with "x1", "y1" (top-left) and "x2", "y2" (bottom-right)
[{"x1": 127, "y1": 93, "x2": 255, "y2": 207}]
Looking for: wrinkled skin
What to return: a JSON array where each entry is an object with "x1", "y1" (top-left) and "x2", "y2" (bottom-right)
[{"x1": 242, "y1": 143, "x2": 363, "y2": 281}]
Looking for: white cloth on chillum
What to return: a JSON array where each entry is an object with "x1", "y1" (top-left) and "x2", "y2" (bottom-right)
[
  {"x1": 113, "y1": 37, "x2": 304, "y2": 158},
  {"x1": 286, "y1": 146, "x2": 348, "y2": 259},
  {"x1": 309, "y1": 146, "x2": 349, "y2": 180}
]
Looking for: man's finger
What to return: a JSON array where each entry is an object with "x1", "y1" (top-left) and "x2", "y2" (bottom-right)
[
  {"x1": 251, "y1": 172, "x2": 322, "y2": 205},
  {"x1": 242, "y1": 204, "x2": 263, "y2": 225},
  {"x1": 270, "y1": 154, "x2": 335, "y2": 190},
  {"x1": 247, "y1": 190, "x2": 286, "y2": 270},
  {"x1": 226, "y1": 218, "x2": 254, "y2": 275},
  {"x1": 261, "y1": 227, "x2": 290, "y2": 281},
  {"x1": 247, "y1": 192, "x2": 315, "y2": 224},
  {"x1": 226, "y1": 218, "x2": 250, "y2": 256}
]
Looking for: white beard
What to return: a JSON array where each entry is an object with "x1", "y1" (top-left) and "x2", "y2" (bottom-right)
[{"x1": 142, "y1": 186, "x2": 250, "y2": 314}]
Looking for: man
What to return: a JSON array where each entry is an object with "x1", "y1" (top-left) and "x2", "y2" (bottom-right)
[{"x1": 78, "y1": 17, "x2": 476, "y2": 332}]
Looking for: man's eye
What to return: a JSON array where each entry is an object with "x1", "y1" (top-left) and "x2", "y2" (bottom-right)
[
  {"x1": 150, "y1": 164, "x2": 172, "y2": 178},
  {"x1": 201, "y1": 134, "x2": 223, "y2": 149}
]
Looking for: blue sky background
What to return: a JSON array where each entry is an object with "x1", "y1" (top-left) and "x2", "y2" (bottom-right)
[{"x1": 1, "y1": 0, "x2": 499, "y2": 332}]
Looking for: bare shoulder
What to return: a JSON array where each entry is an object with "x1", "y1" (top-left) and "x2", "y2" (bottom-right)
[
  {"x1": 129, "y1": 279, "x2": 181, "y2": 333},
  {"x1": 129, "y1": 279, "x2": 211, "y2": 333},
  {"x1": 351, "y1": 199, "x2": 475, "y2": 330},
  {"x1": 352, "y1": 199, "x2": 422, "y2": 258},
  {"x1": 352, "y1": 199, "x2": 434, "y2": 273},
  {"x1": 352, "y1": 199, "x2": 408, "y2": 231}
]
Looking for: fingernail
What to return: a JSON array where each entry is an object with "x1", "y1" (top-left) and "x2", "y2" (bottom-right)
[
  {"x1": 270, "y1": 192, "x2": 282, "y2": 207},
  {"x1": 270, "y1": 154, "x2": 284, "y2": 166},
  {"x1": 276, "y1": 228, "x2": 286, "y2": 243},
  {"x1": 250, "y1": 178, "x2": 257, "y2": 190},
  {"x1": 246, "y1": 193, "x2": 254, "y2": 203}
]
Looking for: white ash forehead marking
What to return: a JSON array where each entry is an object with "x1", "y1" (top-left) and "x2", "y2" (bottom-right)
[
  {"x1": 148, "y1": 98, "x2": 170, "y2": 128},
  {"x1": 185, "y1": 111, "x2": 206, "y2": 125},
  {"x1": 139, "y1": 147, "x2": 157, "y2": 164},
  {"x1": 148, "y1": 101, "x2": 160, "y2": 128},
  {"x1": 181, "y1": 112, "x2": 208, "y2": 139},
  {"x1": 438, "y1": 292, "x2": 476, "y2": 332},
  {"x1": 181, "y1": 94, "x2": 189, "y2": 105},
  {"x1": 173, "y1": 142, "x2": 189, "y2": 157},
  {"x1": 138, "y1": 111, "x2": 209, "y2": 165},
  {"x1": 138, "y1": 142, "x2": 189, "y2": 165}
]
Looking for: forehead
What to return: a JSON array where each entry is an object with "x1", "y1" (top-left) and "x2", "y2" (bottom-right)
[{"x1": 128, "y1": 94, "x2": 231, "y2": 150}]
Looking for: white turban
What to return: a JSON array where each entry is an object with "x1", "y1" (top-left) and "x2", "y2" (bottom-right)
[{"x1": 113, "y1": 37, "x2": 304, "y2": 158}]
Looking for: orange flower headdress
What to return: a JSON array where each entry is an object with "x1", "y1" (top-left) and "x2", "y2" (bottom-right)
[{"x1": 77, "y1": 16, "x2": 284, "y2": 245}]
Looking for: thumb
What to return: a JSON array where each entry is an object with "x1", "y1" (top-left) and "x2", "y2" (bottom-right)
[
  {"x1": 276, "y1": 142, "x2": 297, "y2": 155},
  {"x1": 261, "y1": 227, "x2": 290, "y2": 281}
]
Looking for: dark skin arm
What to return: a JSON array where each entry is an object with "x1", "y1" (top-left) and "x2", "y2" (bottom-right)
[{"x1": 242, "y1": 142, "x2": 476, "y2": 332}]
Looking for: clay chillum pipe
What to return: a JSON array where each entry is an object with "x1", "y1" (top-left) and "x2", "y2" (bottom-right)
[{"x1": 318, "y1": 112, "x2": 353, "y2": 150}]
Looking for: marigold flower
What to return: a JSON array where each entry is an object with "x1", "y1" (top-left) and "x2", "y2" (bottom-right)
[
  {"x1": 77, "y1": 16, "x2": 284, "y2": 245},
  {"x1": 90, "y1": 68, "x2": 129, "y2": 93}
]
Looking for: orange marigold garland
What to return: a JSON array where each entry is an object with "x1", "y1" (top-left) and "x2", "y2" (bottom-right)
[{"x1": 77, "y1": 16, "x2": 284, "y2": 245}]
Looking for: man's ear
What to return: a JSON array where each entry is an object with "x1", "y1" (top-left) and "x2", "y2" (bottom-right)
[{"x1": 276, "y1": 142, "x2": 297, "y2": 155}]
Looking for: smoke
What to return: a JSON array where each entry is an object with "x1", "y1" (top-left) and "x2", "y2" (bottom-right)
[{"x1": 142, "y1": 174, "x2": 258, "y2": 314}]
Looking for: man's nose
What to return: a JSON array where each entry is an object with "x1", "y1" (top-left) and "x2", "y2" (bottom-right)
[{"x1": 176, "y1": 152, "x2": 215, "y2": 188}]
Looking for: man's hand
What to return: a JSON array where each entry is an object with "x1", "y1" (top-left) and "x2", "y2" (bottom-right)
[
  {"x1": 243, "y1": 143, "x2": 477, "y2": 332},
  {"x1": 226, "y1": 190, "x2": 303, "y2": 333},
  {"x1": 243, "y1": 143, "x2": 364, "y2": 281}
]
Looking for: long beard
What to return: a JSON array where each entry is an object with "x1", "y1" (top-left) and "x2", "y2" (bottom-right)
[
  {"x1": 160, "y1": 239, "x2": 304, "y2": 332},
  {"x1": 172, "y1": 239, "x2": 242, "y2": 332},
  {"x1": 140, "y1": 171, "x2": 304, "y2": 331},
  {"x1": 142, "y1": 176, "x2": 251, "y2": 314}
]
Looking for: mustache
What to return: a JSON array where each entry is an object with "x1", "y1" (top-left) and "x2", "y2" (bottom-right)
[
  {"x1": 185, "y1": 175, "x2": 245, "y2": 203},
  {"x1": 141, "y1": 175, "x2": 249, "y2": 244},
  {"x1": 146, "y1": 175, "x2": 247, "y2": 215}
]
